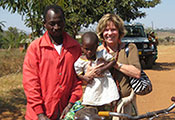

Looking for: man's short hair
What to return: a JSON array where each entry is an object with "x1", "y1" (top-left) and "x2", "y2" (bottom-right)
[{"x1": 43, "y1": 5, "x2": 65, "y2": 22}]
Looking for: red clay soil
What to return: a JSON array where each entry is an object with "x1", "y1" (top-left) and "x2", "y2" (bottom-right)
[{"x1": 137, "y1": 45, "x2": 175, "y2": 114}]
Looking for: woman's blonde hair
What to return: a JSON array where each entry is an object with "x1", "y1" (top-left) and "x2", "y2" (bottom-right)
[{"x1": 97, "y1": 13, "x2": 126, "y2": 41}]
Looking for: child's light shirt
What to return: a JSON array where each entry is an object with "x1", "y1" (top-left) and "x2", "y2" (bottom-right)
[{"x1": 74, "y1": 49, "x2": 120, "y2": 106}]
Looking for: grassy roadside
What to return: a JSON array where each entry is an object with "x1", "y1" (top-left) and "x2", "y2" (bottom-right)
[
  {"x1": 0, "y1": 73, "x2": 26, "y2": 120},
  {"x1": 0, "y1": 49, "x2": 26, "y2": 120},
  {"x1": 0, "y1": 49, "x2": 25, "y2": 77}
]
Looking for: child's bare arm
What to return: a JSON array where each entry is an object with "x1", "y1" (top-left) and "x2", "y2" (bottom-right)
[
  {"x1": 95, "y1": 59, "x2": 116, "y2": 75},
  {"x1": 78, "y1": 74, "x2": 93, "y2": 85}
]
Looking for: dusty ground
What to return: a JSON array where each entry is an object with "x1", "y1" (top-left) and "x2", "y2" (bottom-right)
[{"x1": 137, "y1": 45, "x2": 175, "y2": 114}]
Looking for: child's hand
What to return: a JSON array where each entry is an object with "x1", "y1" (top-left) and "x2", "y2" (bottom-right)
[
  {"x1": 85, "y1": 62, "x2": 104, "y2": 78},
  {"x1": 95, "y1": 67, "x2": 105, "y2": 77},
  {"x1": 83, "y1": 76, "x2": 93, "y2": 85}
]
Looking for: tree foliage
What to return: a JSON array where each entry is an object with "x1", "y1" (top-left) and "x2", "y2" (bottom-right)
[
  {"x1": 0, "y1": 0, "x2": 161, "y2": 38},
  {"x1": 0, "y1": 21, "x2": 6, "y2": 32},
  {"x1": 0, "y1": 27, "x2": 27, "y2": 49}
]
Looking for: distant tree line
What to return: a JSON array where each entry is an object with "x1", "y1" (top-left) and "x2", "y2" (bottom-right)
[
  {"x1": 155, "y1": 28, "x2": 175, "y2": 34},
  {"x1": 155, "y1": 28, "x2": 175, "y2": 45}
]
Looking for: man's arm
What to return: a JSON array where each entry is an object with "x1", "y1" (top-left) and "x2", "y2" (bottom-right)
[
  {"x1": 23, "y1": 42, "x2": 45, "y2": 116},
  {"x1": 59, "y1": 102, "x2": 74, "y2": 119},
  {"x1": 68, "y1": 47, "x2": 83, "y2": 109}
]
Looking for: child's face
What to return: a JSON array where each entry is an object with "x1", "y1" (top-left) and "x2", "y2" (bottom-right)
[{"x1": 82, "y1": 41, "x2": 98, "y2": 60}]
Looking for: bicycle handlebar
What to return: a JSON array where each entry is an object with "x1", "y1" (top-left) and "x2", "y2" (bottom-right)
[{"x1": 98, "y1": 103, "x2": 175, "y2": 120}]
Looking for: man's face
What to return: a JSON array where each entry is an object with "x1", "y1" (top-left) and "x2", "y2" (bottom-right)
[{"x1": 44, "y1": 9, "x2": 65, "y2": 39}]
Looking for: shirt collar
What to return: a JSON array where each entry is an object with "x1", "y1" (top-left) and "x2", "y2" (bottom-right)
[{"x1": 40, "y1": 31, "x2": 79, "y2": 49}]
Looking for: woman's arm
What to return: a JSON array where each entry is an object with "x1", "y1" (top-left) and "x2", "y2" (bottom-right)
[
  {"x1": 115, "y1": 62, "x2": 141, "y2": 78},
  {"x1": 114, "y1": 43, "x2": 141, "y2": 78}
]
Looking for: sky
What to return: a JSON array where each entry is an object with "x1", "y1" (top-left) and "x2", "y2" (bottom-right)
[
  {"x1": 0, "y1": 0, "x2": 175, "y2": 33},
  {"x1": 133, "y1": 0, "x2": 175, "y2": 30}
]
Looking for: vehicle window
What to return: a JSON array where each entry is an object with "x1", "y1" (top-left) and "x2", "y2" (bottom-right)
[{"x1": 125, "y1": 26, "x2": 145, "y2": 37}]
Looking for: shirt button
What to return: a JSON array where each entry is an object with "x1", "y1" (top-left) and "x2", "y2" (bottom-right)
[
  {"x1": 59, "y1": 85, "x2": 62, "y2": 88},
  {"x1": 59, "y1": 73, "x2": 62, "y2": 75}
]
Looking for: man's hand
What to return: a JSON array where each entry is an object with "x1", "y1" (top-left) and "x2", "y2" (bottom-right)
[
  {"x1": 60, "y1": 103, "x2": 73, "y2": 119},
  {"x1": 38, "y1": 113, "x2": 50, "y2": 120}
]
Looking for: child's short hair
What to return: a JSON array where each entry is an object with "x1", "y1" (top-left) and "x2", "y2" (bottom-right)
[{"x1": 82, "y1": 32, "x2": 99, "y2": 45}]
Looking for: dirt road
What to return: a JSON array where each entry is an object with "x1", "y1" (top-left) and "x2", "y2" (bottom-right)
[{"x1": 137, "y1": 45, "x2": 175, "y2": 114}]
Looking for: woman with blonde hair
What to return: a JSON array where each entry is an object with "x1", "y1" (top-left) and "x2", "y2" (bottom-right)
[{"x1": 96, "y1": 13, "x2": 141, "y2": 120}]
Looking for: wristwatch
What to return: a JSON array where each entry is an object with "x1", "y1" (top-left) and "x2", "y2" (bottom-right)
[{"x1": 118, "y1": 62, "x2": 123, "y2": 69}]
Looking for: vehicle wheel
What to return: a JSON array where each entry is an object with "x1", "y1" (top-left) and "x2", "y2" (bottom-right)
[
  {"x1": 140, "y1": 59, "x2": 146, "y2": 69},
  {"x1": 145, "y1": 56, "x2": 154, "y2": 69}
]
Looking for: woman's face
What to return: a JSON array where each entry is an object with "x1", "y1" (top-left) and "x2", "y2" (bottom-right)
[{"x1": 103, "y1": 21, "x2": 119, "y2": 46}]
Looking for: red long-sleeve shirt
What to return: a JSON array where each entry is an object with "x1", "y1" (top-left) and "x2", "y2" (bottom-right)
[{"x1": 23, "y1": 31, "x2": 82, "y2": 120}]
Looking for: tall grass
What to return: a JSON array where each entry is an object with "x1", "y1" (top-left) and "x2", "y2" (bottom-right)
[
  {"x1": 0, "y1": 49, "x2": 26, "y2": 120},
  {"x1": 0, "y1": 49, "x2": 25, "y2": 77},
  {"x1": 0, "y1": 73, "x2": 26, "y2": 120}
]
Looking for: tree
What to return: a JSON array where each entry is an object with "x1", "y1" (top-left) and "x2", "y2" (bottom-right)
[
  {"x1": 0, "y1": 27, "x2": 27, "y2": 49},
  {"x1": 0, "y1": 21, "x2": 6, "y2": 32},
  {"x1": 0, "y1": 0, "x2": 161, "y2": 38},
  {"x1": 113, "y1": 0, "x2": 161, "y2": 22},
  {"x1": 0, "y1": 0, "x2": 47, "y2": 37}
]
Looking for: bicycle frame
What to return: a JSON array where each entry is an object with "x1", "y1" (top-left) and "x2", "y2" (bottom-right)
[{"x1": 98, "y1": 103, "x2": 175, "y2": 120}]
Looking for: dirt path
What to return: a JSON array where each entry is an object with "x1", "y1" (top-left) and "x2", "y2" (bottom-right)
[{"x1": 137, "y1": 45, "x2": 175, "y2": 114}]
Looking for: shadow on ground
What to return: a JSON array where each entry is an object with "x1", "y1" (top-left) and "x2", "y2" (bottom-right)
[
  {"x1": 148, "y1": 62, "x2": 175, "y2": 71},
  {"x1": 0, "y1": 88, "x2": 26, "y2": 120}
]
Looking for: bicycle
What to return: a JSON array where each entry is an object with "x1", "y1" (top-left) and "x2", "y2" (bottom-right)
[{"x1": 98, "y1": 96, "x2": 175, "y2": 120}]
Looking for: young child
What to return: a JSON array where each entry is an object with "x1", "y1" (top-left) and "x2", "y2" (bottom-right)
[{"x1": 74, "y1": 32, "x2": 120, "y2": 111}]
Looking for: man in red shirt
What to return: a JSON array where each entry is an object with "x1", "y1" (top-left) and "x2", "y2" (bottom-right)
[{"x1": 23, "y1": 5, "x2": 82, "y2": 120}]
